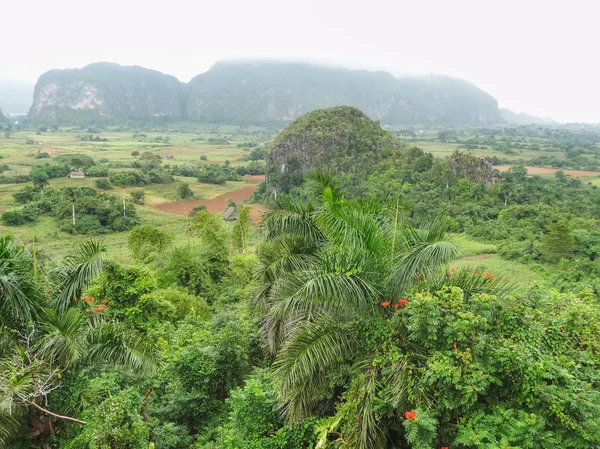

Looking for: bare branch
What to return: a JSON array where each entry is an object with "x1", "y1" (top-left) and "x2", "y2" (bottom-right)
[{"x1": 25, "y1": 401, "x2": 87, "y2": 425}]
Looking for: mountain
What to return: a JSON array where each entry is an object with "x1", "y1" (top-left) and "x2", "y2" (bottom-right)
[
  {"x1": 28, "y1": 62, "x2": 186, "y2": 123},
  {"x1": 266, "y1": 106, "x2": 404, "y2": 194},
  {"x1": 28, "y1": 61, "x2": 505, "y2": 125},
  {"x1": 187, "y1": 61, "x2": 503, "y2": 125},
  {"x1": 500, "y1": 108, "x2": 557, "y2": 126},
  {"x1": 0, "y1": 79, "x2": 34, "y2": 114}
]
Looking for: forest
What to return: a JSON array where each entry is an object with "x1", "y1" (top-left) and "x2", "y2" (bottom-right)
[{"x1": 0, "y1": 107, "x2": 599, "y2": 448}]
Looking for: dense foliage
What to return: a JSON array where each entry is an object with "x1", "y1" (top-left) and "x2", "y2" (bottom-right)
[{"x1": 3, "y1": 186, "x2": 137, "y2": 234}]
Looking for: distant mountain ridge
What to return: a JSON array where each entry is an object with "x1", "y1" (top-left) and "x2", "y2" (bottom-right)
[
  {"x1": 500, "y1": 108, "x2": 557, "y2": 126},
  {"x1": 0, "y1": 79, "x2": 34, "y2": 114},
  {"x1": 28, "y1": 61, "x2": 505, "y2": 126}
]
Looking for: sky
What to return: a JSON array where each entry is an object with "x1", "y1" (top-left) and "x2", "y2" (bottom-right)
[{"x1": 2, "y1": 0, "x2": 599, "y2": 123}]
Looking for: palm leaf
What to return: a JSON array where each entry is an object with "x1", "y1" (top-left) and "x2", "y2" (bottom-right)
[
  {"x1": 273, "y1": 318, "x2": 356, "y2": 422},
  {"x1": 51, "y1": 240, "x2": 106, "y2": 314}
]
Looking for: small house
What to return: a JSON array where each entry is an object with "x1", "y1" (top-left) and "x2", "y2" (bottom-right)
[
  {"x1": 223, "y1": 206, "x2": 238, "y2": 221},
  {"x1": 68, "y1": 171, "x2": 85, "y2": 179}
]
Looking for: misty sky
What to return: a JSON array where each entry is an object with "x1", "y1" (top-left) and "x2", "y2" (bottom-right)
[{"x1": 3, "y1": 0, "x2": 599, "y2": 123}]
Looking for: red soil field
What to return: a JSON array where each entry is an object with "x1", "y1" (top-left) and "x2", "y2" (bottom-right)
[{"x1": 154, "y1": 175, "x2": 267, "y2": 223}]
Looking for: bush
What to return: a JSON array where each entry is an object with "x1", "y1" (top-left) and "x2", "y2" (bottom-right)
[
  {"x1": 131, "y1": 191, "x2": 145, "y2": 205},
  {"x1": 177, "y1": 183, "x2": 193, "y2": 199},
  {"x1": 95, "y1": 178, "x2": 113, "y2": 190},
  {"x1": 1, "y1": 207, "x2": 37, "y2": 225},
  {"x1": 35, "y1": 151, "x2": 50, "y2": 159}
]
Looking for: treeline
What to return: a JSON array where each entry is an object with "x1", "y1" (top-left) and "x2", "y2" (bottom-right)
[{"x1": 2, "y1": 186, "x2": 137, "y2": 234}]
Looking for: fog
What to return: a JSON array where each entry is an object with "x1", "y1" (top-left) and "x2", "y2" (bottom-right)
[{"x1": 3, "y1": 0, "x2": 599, "y2": 123}]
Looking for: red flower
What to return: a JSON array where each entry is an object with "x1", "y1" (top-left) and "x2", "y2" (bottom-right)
[
  {"x1": 475, "y1": 270, "x2": 481, "y2": 275},
  {"x1": 74, "y1": 296, "x2": 79, "y2": 302},
  {"x1": 404, "y1": 410, "x2": 417, "y2": 420},
  {"x1": 96, "y1": 307, "x2": 103, "y2": 313},
  {"x1": 453, "y1": 341, "x2": 457, "y2": 349},
  {"x1": 417, "y1": 275, "x2": 424, "y2": 281},
  {"x1": 483, "y1": 272, "x2": 495, "y2": 280},
  {"x1": 394, "y1": 303, "x2": 400, "y2": 309},
  {"x1": 399, "y1": 299, "x2": 409, "y2": 306},
  {"x1": 441, "y1": 447, "x2": 449, "y2": 449},
  {"x1": 102, "y1": 299, "x2": 108, "y2": 305},
  {"x1": 381, "y1": 301, "x2": 391, "y2": 308}
]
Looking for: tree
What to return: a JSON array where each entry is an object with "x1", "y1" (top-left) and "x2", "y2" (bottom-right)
[
  {"x1": 131, "y1": 190, "x2": 145, "y2": 205},
  {"x1": 128, "y1": 224, "x2": 174, "y2": 260},
  {"x1": 30, "y1": 167, "x2": 49, "y2": 191},
  {"x1": 253, "y1": 178, "x2": 509, "y2": 449},
  {"x1": 232, "y1": 206, "x2": 251, "y2": 252},
  {"x1": 138, "y1": 152, "x2": 162, "y2": 171},
  {"x1": 541, "y1": 220, "x2": 574, "y2": 262},
  {"x1": 131, "y1": 150, "x2": 140, "y2": 157},
  {"x1": 0, "y1": 239, "x2": 157, "y2": 446},
  {"x1": 63, "y1": 187, "x2": 82, "y2": 226},
  {"x1": 177, "y1": 183, "x2": 193, "y2": 199}
]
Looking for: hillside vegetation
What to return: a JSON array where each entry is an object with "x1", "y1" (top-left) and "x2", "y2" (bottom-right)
[
  {"x1": 1, "y1": 110, "x2": 600, "y2": 448},
  {"x1": 27, "y1": 61, "x2": 504, "y2": 126}
]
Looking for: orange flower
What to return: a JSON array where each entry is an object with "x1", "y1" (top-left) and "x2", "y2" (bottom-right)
[
  {"x1": 74, "y1": 296, "x2": 79, "y2": 302},
  {"x1": 441, "y1": 447, "x2": 449, "y2": 449},
  {"x1": 380, "y1": 301, "x2": 391, "y2": 307},
  {"x1": 483, "y1": 272, "x2": 495, "y2": 280},
  {"x1": 404, "y1": 410, "x2": 417, "y2": 420},
  {"x1": 475, "y1": 270, "x2": 481, "y2": 275},
  {"x1": 394, "y1": 303, "x2": 400, "y2": 309},
  {"x1": 102, "y1": 299, "x2": 108, "y2": 305},
  {"x1": 96, "y1": 307, "x2": 103, "y2": 313},
  {"x1": 417, "y1": 275, "x2": 424, "y2": 281},
  {"x1": 399, "y1": 299, "x2": 409, "y2": 306},
  {"x1": 453, "y1": 341, "x2": 457, "y2": 349}
]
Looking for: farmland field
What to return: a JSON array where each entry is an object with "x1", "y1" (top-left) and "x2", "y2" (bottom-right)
[{"x1": 0, "y1": 125, "x2": 274, "y2": 262}]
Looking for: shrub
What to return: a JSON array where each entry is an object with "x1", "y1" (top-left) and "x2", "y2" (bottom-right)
[{"x1": 95, "y1": 178, "x2": 113, "y2": 190}]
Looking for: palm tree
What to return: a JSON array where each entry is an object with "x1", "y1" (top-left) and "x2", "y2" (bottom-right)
[
  {"x1": 0, "y1": 238, "x2": 158, "y2": 447},
  {"x1": 255, "y1": 177, "x2": 505, "y2": 449}
]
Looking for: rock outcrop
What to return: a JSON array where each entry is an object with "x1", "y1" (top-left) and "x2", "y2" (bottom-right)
[
  {"x1": 28, "y1": 62, "x2": 186, "y2": 123},
  {"x1": 28, "y1": 61, "x2": 505, "y2": 126},
  {"x1": 451, "y1": 152, "x2": 493, "y2": 187}
]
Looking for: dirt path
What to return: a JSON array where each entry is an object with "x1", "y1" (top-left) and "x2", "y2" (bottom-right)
[
  {"x1": 494, "y1": 165, "x2": 600, "y2": 178},
  {"x1": 232, "y1": 152, "x2": 244, "y2": 164},
  {"x1": 244, "y1": 175, "x2": 265, "y2": 184}
]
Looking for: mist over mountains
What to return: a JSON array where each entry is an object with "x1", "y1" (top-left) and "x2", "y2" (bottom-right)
[{"x1": 0, "y1": 61, "x2": 560, "y2": 126}]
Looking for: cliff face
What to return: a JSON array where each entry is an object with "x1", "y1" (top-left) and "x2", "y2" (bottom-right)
[
  {"x1": 28, "y1": 61, "x2": 505, "y2": 126},
  {"x1": 28, "y1": 62, "x2": 186, "y2": 122},
  {"x1": 187, "y1": 62, "x2": 503, "y2": 126}
]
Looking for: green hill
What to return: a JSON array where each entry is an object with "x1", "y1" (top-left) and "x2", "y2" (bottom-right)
[
  {"x1": 187, "y1": 61, "x2": 503, "y2": 125},
  {"x1": 28, "y1": 61, "x2": 504, "y2": 126},
  {"x1": 266, "y1": 106, "x2": 404, "y2": 194}
]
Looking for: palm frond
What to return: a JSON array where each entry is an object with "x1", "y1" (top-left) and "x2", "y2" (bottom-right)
[
  {"x1": 273, "y1": 319, "x2": 356, "y2": 422},
  {"x1": 36, "y1": 308, "x2": 88, "y2": 367},
  {"x1": 51, "y1": 240, "x2": 106, "y2": 314},
  {"x1": 429, "y1": 265, "x2": 513, "y2": 300},
  {"x1": 84, "y1": 322, "x2": 159, "y2": 375},
  {"x1": 0, "y1": 237, "x2": 43, "y2": 326}
]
